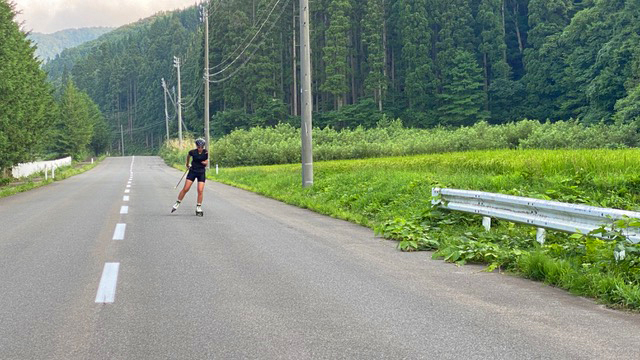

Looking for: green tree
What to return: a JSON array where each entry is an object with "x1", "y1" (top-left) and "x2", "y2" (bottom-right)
[
  {"x1": 362, "y1": 0, "x2": 387, "y2": 111},
  {"x1": 321, "y1": 0, "x2": 352, "y2": 109},
  {"x1": 0, "y1": 0, "x2": 54, "y2": 173},
  {"x1": 477, "y1": 0, "x2": 512, "y2": 118},
  {"x1": 522, "y1": 0, "x2": 572, "y2": 120},
  {"x1": 394, "y1": 0, "x2": 437, "y2": 126},
  {"x1": 437, "y1": 50, "x2": 488, "y2": 126},
  {"x1": 55, "y1": 79, "x2": 95, "y2": 159}
]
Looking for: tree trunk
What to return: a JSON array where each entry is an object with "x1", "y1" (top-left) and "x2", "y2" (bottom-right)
[
  {"x1": 502, "y1": 0, "x2": 507, "y2": 63},
  {"x1": 513, "y1": 1, "x2": 524, "y2": 55},
  {"x1": 483, "y1": 52, "x2": 490, "y2": 111},
  {"x1": 350, "y1": 51, "x2": 356, "y2": 105}
]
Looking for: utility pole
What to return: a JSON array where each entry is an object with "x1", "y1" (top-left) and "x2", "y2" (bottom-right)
[
  {"x1": 173, "y1": 56, "x2": 183, "y2": 146},
  {"x1": 299, "y1": 0, "x2": 313, "y2": 187},
  {"x1": 161, "y1": 78, "x2": 170, "y2": 141},
  {"x1": 203, "y1": 5, "x2": 211, "y2": 169},
  {"x1": 292, "y1": 0, "x2": 298, "y2": 117},
  {"x1": 120, "y1": 124, "x2": 125, "y2": 156}
]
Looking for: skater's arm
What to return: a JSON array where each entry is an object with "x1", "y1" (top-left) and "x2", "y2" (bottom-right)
[
  {"x1": 199, "y1": 151, "x2": 209, "y2": 167},
  {"x1": 185, "y1": 153, "x2": 191, "y2": 168}
]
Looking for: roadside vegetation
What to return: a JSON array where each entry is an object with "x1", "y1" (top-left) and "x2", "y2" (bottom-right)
[
  {"x1": 162, "y1": 146, "x2": 640, "y2": 310},
  {"x1": 160, "y1": 119, "x2": 640, "y2": 168}
]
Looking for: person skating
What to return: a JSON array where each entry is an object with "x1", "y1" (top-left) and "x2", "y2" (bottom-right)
[{"x1": 172, "y1": 138, "x2": 209, "y2": 216}]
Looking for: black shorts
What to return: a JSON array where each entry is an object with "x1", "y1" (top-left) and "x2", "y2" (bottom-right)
[{"x1": 186, "y1": 170, "x2": 206, "y2": 183}]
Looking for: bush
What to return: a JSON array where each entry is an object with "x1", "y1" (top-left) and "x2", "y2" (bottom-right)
[{"x1": 183, "y1": 120, "x2": 640, "y2": 167}]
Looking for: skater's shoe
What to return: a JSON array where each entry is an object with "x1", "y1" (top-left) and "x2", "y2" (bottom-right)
[
  {"x1": 171, "y1": 201, "x2": 181, "y2": 213},
  {"x1": 196, "y1": 204, "x2": 203, "y2": 217}
]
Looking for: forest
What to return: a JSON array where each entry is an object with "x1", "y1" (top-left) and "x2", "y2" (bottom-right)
[
  {"x1": 0, "y1": 0, "x2": 110, "y2": 175},
  {"x1": 27, "y1": 0, "x2": 640, "y2": 154}
]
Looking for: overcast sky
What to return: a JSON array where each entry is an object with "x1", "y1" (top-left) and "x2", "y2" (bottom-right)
[{"x1": 13, "y1": 0, "x2": 198, "y2": 34}]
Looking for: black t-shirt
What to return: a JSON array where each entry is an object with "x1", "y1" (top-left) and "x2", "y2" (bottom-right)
[{"x1": 189, "y1": 149, "x2": 208, "y2": 173}]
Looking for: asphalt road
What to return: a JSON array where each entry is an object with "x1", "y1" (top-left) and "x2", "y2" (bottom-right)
[{"x1": 1, "y1": 156, "x2": 639, "y2": 359}]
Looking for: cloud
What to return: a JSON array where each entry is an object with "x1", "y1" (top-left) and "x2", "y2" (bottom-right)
[{"x1": 13, "y1": 0, "x2": 198, "y2": 33}]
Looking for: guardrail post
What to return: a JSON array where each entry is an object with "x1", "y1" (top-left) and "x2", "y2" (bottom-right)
[
  {"x1": 52, "y1": 166, "x2": 55, "y2": 179},
  {"x1": 536, "y1": 228, "x2": 546, "y2": 245},
  {"x1": 482, "y1": 217, "x2": 492, "y2": 231},
  {"x1": 45, "y1": 166, "x2": 48, "y2": 180},
  {"x1": 216, "y1": 164, "x2": 219, "y2": 175},
  {"x1": 431, "y1": 188, "x2": 441, "y2": 205}
]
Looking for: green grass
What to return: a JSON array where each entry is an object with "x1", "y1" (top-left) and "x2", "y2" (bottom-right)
[
  {"x1": 0, "y1": 156, "x2": 105, "y2": 199},
  {"x1": 210, "y1": 149, "x2": 640, "y2": 222},
  {"x1": 164, "y1": 149, "x2": 640, "y2": 310}
]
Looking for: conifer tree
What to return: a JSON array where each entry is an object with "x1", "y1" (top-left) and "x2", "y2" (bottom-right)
[
  {"x1": 55, "y1": 79, "x2": 95, "y2": 159},
  {"x1": 362, "y1": 0, "x2": 387, "y2": 111},
  {"x1": 437, "y1": 49, "x2": 488, "y2": 126},
  {"x1": 0, "y1": 0, "x2": 54, "y2": 172},
  {"x1": 321, "y1": 0, "x2": 352, "y2": 109}
]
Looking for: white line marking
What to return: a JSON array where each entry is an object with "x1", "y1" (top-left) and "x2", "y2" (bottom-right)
[
  {"x1": 95, "y1": 263, "x2": 120, "y2": 303},
  {"x1": 123, "y1": 196, "x2": 129, "y2": 201},
  {"x1": 112, "y1": 223, "x2": 126, "y2": 240},
  {"x1": 120, "y1": 206, "x2": 129, "y2": 214},
  {"x1": 126, "y1": 185, "x2": 131, "y2": 188},
  {"x1": 124, "y1": 189, "x2": 130, "y2": 193}
]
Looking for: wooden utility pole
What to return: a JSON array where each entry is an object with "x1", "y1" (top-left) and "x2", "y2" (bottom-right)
[{"x1": 300, "y1": 0, "x2": 313, "y2": 187}]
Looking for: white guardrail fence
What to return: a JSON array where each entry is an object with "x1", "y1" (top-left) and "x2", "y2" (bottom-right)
[
  {"x1": 11, "y1": 157, "x2": 72, "y2": 179},
  {"x1": 432, "y1": 188, "x2": 640, "y2": 244}
]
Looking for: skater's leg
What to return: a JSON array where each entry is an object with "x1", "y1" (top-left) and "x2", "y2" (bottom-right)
[
  {"x1": 197, "y1": 181, "x2": 205, "y2": 204},
  {"x1": 178, "y1": 180, "x2": 194, "y2": 201}
]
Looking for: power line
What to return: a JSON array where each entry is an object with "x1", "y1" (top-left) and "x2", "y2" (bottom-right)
[
  {"x1": 206, "y1": 0, "x2": 284, "y2": 76},
  {"x1": 206, "y1": 0, "x2": 290, "y2": 84},
  {"x1": 208, "y1": 0, "x2": 281, "y2": 71}
]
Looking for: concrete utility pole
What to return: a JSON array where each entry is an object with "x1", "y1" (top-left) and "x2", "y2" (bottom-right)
[
  {"x1": 299, "y1": 0, "x2": 313, "y2": 187},
  {"x1": 173, "y1": 56, "x2": 183, "y2": 146},
  {"x1": 203, "y1": 5, "x2": 211, "y2": 169},
  {"x1": 161, "y1": 78, "x2": 170, "y2": 141},
  {"x1": 292, "y1": 1, "x2": 298, "y2": 117},
  {"x1": 120, "y1": 124, "x2": 125, "y2": 156}
]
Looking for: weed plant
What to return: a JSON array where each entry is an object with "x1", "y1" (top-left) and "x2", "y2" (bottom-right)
[{"x1": 162, "y1": 149, "x2": 640, "y2": 310}]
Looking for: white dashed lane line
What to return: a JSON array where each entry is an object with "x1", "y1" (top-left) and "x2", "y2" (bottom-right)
[
  {"x1": 95, "y1": 263, "x2": 120, "y2": 303},
  {"x1": 123, "y1": 196, "x2": 129, "y2": 201},
  {"x1": 120, "y1": 206, "x2": 129, "y2": 214},
  {"x1": 112, "y1": 223, "x2": 126, "y2": 240}
]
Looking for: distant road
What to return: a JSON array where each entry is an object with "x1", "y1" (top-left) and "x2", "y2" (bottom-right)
[{"x1": 1, "y1": 156, "x2": 639, "y2": 359}]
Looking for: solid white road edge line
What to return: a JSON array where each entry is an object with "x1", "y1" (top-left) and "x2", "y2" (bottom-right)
[
  {"x1": 112, "y1": 223, "x2": 126, "y2": 240},
  {"x1": 95, "y1": 263, "x2": 120, "y2": 303},
  {"x1": 120, "y1": 206, "x2": 129, "y2": 214}
]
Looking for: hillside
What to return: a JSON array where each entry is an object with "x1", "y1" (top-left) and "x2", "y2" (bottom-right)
[
  {"x1": 28, "y1": 27, "x2": 113, "y2": 62},
  {"x1": 45, "y1": 0, "x2": 640, "y2": 155}
]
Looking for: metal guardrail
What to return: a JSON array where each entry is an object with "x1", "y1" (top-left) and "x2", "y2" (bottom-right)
[{"x1": 431, "y1": 188, "x2": 640, "y2": 244}]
